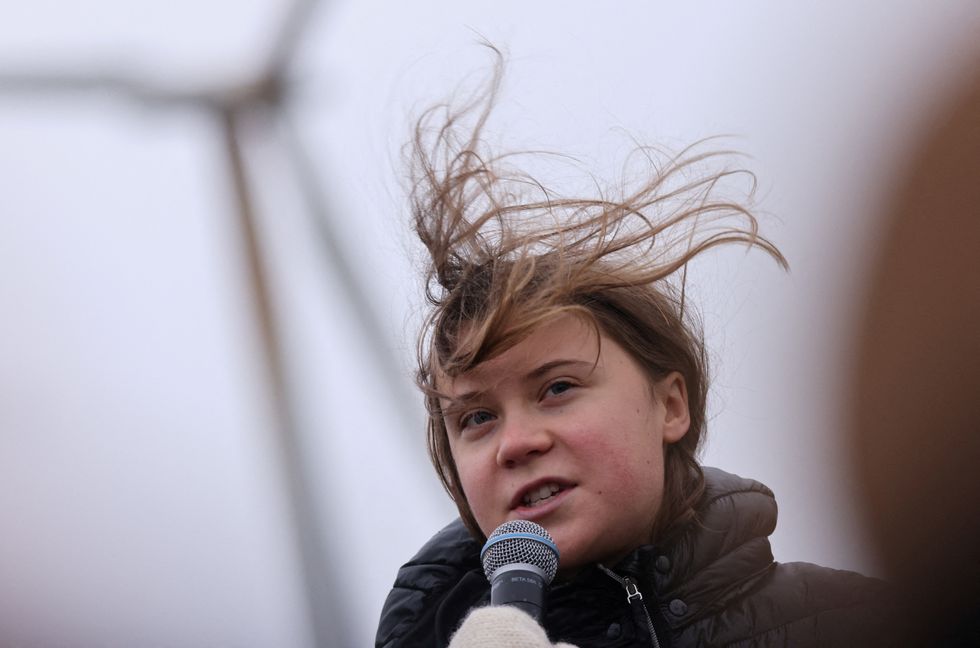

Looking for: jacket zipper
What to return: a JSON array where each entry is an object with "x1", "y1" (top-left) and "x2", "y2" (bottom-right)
[{"x1": 598, "y1": 565, "x2": 662, "y2": 648}]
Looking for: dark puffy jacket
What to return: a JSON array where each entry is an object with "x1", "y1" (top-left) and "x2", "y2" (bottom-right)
[{"x1": 377, "y1": 468, "x2": 901, "y2": 647}]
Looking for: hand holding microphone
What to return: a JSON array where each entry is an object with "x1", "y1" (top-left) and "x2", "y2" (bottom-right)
[{"x1": 448, "y1": 607, "x2": 579, "y2": 648}]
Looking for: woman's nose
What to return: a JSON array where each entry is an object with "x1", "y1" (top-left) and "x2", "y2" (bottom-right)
[{"x1": 495, "y1": 414, "x2": 554, "y2": 468}]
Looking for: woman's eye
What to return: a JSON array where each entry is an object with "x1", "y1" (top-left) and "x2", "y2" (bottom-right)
[
  {"x1": 545, "y1": 381, "x2": 574, "y2": 397},
  {"x1": 461, "y1": 410, "x2": 495, "y2": 429}
]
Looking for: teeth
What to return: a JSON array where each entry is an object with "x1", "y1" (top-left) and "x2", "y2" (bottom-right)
[{"x1": 522, "y1": 483, "x2": 562, "y2": 507}]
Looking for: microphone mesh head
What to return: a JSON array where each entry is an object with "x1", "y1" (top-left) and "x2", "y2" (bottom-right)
[{"x1": 481, "y1": 520, "x2": 559, "y2": 583}]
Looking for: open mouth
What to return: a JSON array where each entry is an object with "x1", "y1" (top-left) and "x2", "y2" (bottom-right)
[{"x1": 522, "y1": 482, "x2": 566, "y2": 508}]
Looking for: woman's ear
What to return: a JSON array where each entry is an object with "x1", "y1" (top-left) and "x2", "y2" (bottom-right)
[{"x1": 658, "y1": 372, "x2": 690, "y2": 444}]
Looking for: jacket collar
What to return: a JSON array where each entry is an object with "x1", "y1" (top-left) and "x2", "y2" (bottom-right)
[{"x1": 609, "y1": 467, "x2": 778, "y2": 625}]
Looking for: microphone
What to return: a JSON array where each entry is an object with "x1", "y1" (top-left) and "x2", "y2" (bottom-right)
[{"x1": 480, "y1": 520, "x2": 560, "y2": 621}]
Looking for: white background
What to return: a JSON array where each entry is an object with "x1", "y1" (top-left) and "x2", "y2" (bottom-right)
[{"x1": 1, "y1": 2, "x2": 978, "y2": 646}]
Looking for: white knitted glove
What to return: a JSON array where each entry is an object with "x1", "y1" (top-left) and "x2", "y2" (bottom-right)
[{"x1": 448, "y1": 606, "x2": 579, "y2": 648}]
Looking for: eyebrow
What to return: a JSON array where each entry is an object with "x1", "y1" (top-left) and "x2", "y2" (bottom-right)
[
  {"x1": 526, "y1": 358, "x2": 594, "y2": 380},
  {"x1": 446, "y1": 358, "x2": 595, "y2": 407}
]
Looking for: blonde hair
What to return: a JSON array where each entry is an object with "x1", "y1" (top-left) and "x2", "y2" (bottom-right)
[{"x1": 410, "y1": 57, "x2": 787, "y2": 542}]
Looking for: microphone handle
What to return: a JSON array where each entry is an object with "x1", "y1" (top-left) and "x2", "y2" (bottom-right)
[{"x1": 489, "y1": 563, "x2": 547, "y2": 622}]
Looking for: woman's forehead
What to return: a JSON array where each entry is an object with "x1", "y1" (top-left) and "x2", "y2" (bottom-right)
[{"x1": 439, "y1": 314, "x2": 602, "y2": 396}]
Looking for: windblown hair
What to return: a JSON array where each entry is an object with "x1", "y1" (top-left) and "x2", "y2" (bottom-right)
[{"x1": 410, "y1": 60, "x2": 787, "y2": 543}]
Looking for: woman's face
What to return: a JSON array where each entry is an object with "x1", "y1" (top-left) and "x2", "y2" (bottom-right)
[{"x1": 441, "y1": 314, "x2": 690, "y2": 572}]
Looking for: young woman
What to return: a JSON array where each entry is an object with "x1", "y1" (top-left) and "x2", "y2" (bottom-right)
[{"x1": 376, "y1": 65, "x2": 898, "y2": 647}]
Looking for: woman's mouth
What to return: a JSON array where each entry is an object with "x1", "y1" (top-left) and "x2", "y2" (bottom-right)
[
  {"x1": 522, "y1": 482, "x2": 565, "y2": 507},
  {"x1": 511, "y1": 478, "x2": 577, "y2": 514}
]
